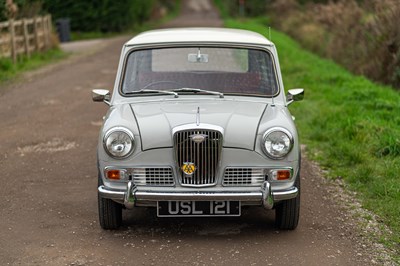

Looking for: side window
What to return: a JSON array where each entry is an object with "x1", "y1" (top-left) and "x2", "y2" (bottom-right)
[
  {"x1": 249, "y1": 50, "x2": 277, "y2": 95},
  {"x1": 123, "y1": 50, "x2": 151, "y2": 92}
]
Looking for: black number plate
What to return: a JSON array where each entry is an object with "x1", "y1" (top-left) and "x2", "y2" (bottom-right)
[{"x1": 157, "y1": 201, "x2": 241, "y2": 217}]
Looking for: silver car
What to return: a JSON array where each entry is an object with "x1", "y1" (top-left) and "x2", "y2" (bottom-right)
[{"x1": 92, "y1": 28, "x2": 304, "y2": 230}]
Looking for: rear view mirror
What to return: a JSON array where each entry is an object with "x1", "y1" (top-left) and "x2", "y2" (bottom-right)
[
  {"x1": 188, "y1": 53, "x2": 208, "y2": 63},
  {"x1": 92, "y1": 89, "x2": 111, "y2": 105},
  {"x1": 287, "y1": 88, "x2": 304, "y2": 105}
]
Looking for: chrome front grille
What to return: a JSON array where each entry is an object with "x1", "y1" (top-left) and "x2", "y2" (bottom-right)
[
  {"x1": 174, "y1": 129, "x2": 222, "y2": 186},
  {"x1": 132, "y1": 168, "x2": 174, "y2": 186},
  {"x1": 223, "y1": 168, "x2": 265, "y2": 186}
]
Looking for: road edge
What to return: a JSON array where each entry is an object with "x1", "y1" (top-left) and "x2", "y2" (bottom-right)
[{"x1": 302, "y1": 145, "x2": 398, "y2": 265}]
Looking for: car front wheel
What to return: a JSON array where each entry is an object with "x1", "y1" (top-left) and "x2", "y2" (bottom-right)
[
  {"x1": 98, "y1": 174, "x2": 122, "y2": 230},
  {"x1": 275, "y1": 176, "x2": 300, "y2": 230}
]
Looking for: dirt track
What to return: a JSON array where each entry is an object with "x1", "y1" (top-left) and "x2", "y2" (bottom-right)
[{"x1": 0, "y1": 0, "x2": 391, "y2": 265}]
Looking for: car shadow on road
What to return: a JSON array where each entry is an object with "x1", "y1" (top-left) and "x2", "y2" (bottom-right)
[{"x1": 117, "y1": 206, "x2": 283, "y2": 238}]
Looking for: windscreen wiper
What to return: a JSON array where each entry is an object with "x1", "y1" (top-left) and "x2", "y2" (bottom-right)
[
  {"x1": 126, "y1": 89, "x2": 178, "y2": 98},
  {"x1": 172, "y1": 88, "x2": 224, "y2": 98}
]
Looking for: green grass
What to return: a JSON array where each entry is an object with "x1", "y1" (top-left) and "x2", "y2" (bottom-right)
[
  {"x1": 214, "y1": 0, "x2": 230, "y2": 19},
  {"x1": 224, "y1": 18, "x2": 400, "y2": 256},
  {"x1": 133, "y1": 0, "x2": 182, "y2": 33},
  {"x1": 0, "y1": 49, "x2": 66, "y2": 83}
]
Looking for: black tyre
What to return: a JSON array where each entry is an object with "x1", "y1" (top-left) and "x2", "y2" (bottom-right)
[
  {"x1": 98, "y1": 175, "x2": 122, "y2": 230},
  {"x1": 275, "y1": 176, "x2": 300, "y2": 230}
]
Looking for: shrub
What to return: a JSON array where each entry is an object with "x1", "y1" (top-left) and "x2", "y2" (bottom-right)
[
  {"x1": 0, "y1": 0, "x2": 43, "y2": 20},
  {"x1": 215, "y1": 0, "x2": 269, "y2": 17},
  {"x1": 1, "y1": 0, "x2": 171, "y2": 33},
  {"x1": 364, "y1": 0, "x2": 400, "y2": 88},
  {"x1": 41, "y1": 0, "x2": 156, "y2": 33},
  {"x1": 268, "y1": 0, "x2": 400, "y2": 89}
]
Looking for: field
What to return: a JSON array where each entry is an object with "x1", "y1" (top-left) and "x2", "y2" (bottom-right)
[{"x1": 225, "y1": 18, "x2": 400, "y2": 253}]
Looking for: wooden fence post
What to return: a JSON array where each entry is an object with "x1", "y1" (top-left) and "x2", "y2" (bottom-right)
[
  {"x1": 47, "y1": 15, "x2": 52, "y2": 49},
  {"x1": 41, "y1": 16, "x2": 47, "y2": 49},
  {"x1": 33, "y1": 17, "x2": 39, "y2": 51},
  {"x1": 9, "y1": 19, "x2": 16, "y2": 62},
  {"x1": 23, "y1": 19, "x2": 30, "y2": 58}
]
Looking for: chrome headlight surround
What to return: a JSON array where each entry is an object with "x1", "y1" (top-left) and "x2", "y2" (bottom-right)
[
  {"x1": 103, "y1": 127, "x2": 135, "y2": 159},
  {"x1": 262, "y1": 127, "x2": 294, "y2": 159}
]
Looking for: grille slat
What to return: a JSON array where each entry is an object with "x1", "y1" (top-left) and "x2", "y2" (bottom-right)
[
  {"x1": 174, "y1": 129, "x2": 222, "y2": 187},
  {"x1": 223, "y1": 168, "x2": 265, "y2": 186},
  {"x1": 132, "y1": 168, "x2": 174, "y2": 186}
]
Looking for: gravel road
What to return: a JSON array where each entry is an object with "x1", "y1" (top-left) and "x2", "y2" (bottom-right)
[{"x1": 0, "y1": 0, "x2": 394, "y2": 265}]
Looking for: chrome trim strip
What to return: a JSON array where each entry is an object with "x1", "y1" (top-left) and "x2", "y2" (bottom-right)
[
  {"x1": 119, "y1": 44, "x2": 280, "y2": 99},
  {"x1": 196, "y1": 107, "x2": 200, "y2": 126},
  {"x1": 273, "y1": 187, "x2": 298, "y2": 200},
  {"x1": 98, "y1": 186, "x2": 124, "y2": 200},
  {"x1": 98, "y1": 183, "x2": 298, "y2": 208},
  {"x1": 172, "y1": 123, "x2": 224, "y2": 135},
  {"x1": 134, "y1": 191, "x2": 263, "y2": 201}
]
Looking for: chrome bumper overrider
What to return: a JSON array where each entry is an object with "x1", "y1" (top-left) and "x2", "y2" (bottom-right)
[{"x1": 98, "y1": 181, "x2": 298, "y2": 210}]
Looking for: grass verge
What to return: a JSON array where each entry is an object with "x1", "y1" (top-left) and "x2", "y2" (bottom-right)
[
  {"x1": 0, "y1": 48, "x2": 66, "y2": 84},
  {"x1": 224, "y1": 18, "x2": 400, "y2": 257}
]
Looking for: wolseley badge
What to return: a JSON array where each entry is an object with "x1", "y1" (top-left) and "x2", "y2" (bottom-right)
[
  {"x1": 190, "y1": 134, "x2": 208, "y2": 144},
  {"x1": 181, "y1": 162, "x2": 196, "y2": 175}
]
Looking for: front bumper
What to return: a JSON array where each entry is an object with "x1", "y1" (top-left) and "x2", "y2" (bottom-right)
[{"x1": 98, "y1": 181, "x2": 298, "y2": 210}]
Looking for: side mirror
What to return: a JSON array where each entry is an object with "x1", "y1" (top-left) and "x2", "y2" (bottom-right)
[
  {"x1": 286, "y1": 88, "x2": 304, "y2": 105},
  {"x1": 92, "y1": 89, "x2": 111, "y2": 105}
]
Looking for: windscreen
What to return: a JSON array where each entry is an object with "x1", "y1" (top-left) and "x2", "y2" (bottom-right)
[{"x1": 122, "y1": 47, "x2": 278, "y2": 96}]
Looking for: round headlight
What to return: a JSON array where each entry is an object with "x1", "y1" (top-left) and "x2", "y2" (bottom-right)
[
  {"x1": 103, "y1": 127, "x2": 135, "y2": 159},
  {"x1": 262, "y1": 128, "x2": 293, "y2": 159}
]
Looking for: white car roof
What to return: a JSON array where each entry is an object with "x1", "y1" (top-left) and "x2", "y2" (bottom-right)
[{"x1": 125, "y1": 27, "x2": 273, "y2": 47}]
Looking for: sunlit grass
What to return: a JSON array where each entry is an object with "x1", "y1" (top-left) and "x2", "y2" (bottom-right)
[
  {"x1": 224, "y1": 18, "x2": 400, "y2": 255},
  {"x1": 0, "y1": 49, "x2": 66, "y2": 83}
]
